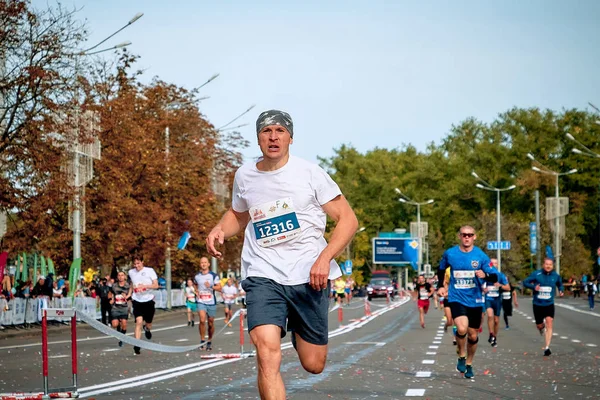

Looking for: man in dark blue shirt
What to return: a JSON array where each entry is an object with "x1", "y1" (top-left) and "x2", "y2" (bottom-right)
[
  {"x1": 523, "y1": 257, "x2": 564, "y2": 357},
  {"x1": 437, "y1": 225, "x2": 497, "y2": 379}
]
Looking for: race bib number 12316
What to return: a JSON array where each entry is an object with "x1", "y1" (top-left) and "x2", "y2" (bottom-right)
[{"x1": 250, "y1": 198, "x2": 302, "y2": 248}]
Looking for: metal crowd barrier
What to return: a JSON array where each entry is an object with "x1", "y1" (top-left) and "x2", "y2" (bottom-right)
[{"x1": 0, "y1": 289, "x2": 187, "y2": 327}]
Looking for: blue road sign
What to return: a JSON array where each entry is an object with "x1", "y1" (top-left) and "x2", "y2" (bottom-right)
[
  {"x1": 530, "y1": 222, "x2": 537, "y2": 255},
  {"x1": 372, "y1": 238, "x2": 419, "y2": 270},
  {"x1": 343, "y1": 260, "x2": 353, "y2": 275},
  {"x1": 487, "y1": 241, "x2": 511, "y2": 251}
]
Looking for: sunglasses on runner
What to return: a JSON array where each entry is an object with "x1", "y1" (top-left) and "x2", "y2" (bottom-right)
[{"x1": 460, "y1": 233, "x2": 475, "y2": 238}]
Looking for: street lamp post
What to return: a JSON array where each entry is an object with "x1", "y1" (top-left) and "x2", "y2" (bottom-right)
[
  {"x1": 395, "y1": 188, "x2": 434, "y2": 275},
  {"x1": 471, "y1": 171, "x2": 516, "y2": 272},
  {"x1": 527, "y1": 153, "x2": 577, "y2": 276},
  {"x1": 70, "y1": 13, "x2": 143, "y2": 262}
]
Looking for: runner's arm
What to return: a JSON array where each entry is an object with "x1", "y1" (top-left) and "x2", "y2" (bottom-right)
[
  {"x1": 522, "y1": 273, "x2": 537, "y2": 290},
  {"x1": 320, "y1": 195, "x2": 359, "y2": 260},
  {"x1": 512, "y1": 288, "x2": 519, "y2": 307},
  {"x1": 126, "y1": 286, "x2": 133, "y2": 300},
  {"x1": 207, "y1": 208, "x2": 250, "y2": 257},
  {"x1": 436, "y1": 252, "x2": 448, "y2": 290},
  {"x1": 556, "y1": 275, "x2": 564, "y2": 295}
]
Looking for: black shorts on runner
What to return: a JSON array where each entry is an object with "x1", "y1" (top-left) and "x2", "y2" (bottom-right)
[
  {"x1": 242, "y1": 276, "x2": 330, "y2": 346},
  {"x1": 444, "y1": 300, "x2": 452, "y2": 309},
  {"x1": 533, "y1": 304, "x2": 554, "y2": 325},
  {"x1": 502, "y1": 299, "x2": 513, "y2": 317},
  {"x1": 110, "y1": 307, "x2": 129, "y2": 321},
  {"x1": 132, "y1": 300, "x2": 155, "y2": 323},
  {"x1": 335, "y1": 292, "x2": 345, "y2": 299},
  {"x1": 450, "y1": 302, "x2": 483, "y2": 329}
]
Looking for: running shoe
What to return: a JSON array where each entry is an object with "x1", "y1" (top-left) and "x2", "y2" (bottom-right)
[
  {"x1": 187, "y1": 321, "x2": 191, "y2": 327},
  {"x1": 291, "y1": 332, "x2": 298, "y2": 350},
  {"x1": 118, "y1": 340, "x2": 123, "y2": 347},
  {"x1": 456, "y1": 356, "x2": 467, "y2": 373},
  {"x1": 191, "y1": 320, "x2": 194, "y2": 327},
  {"x1": 144, "y1": 327, "x2": 152, "y2": 340},
  {"x1": 452, "y1": 326, "x2": 458, "y2": 336},
  {"x1": 505, "y1": 326, "x2": 510, "y2": 330},
  {"x1": 464, "y1": 364, "x2": 474, "y2": 379},
  {"x1": 488, "y1": 334, "x2": 493, "y2": 344},
  {"x1": 206, "y1": 341, "x2": 213, "y2": 351},
  {"x1": 133, "y1": 346, "x2": 141, "y2": 355},
  {"x1": 491, "y1": 337, "x2": 497, "y2": 347},
  {"x1": 453, "y1": 339, "x2": 457, "y2": 346},
  {"x1": 544, "y1": 348, "x2": 552, "y2": 357},
  {"x1": 420, "y1": 322, "x2": 425, "y2": 329},
  {"x1": 442, "y1": 316, "x2": 447, "y2": 322},
  {"x1": 444, "y1": 324, "x2": 448, "y2": 332}
]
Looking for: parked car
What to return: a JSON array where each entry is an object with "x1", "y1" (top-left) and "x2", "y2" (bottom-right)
[{"x1": 367, "y1": 278, "x2": 396, "y2": 301}]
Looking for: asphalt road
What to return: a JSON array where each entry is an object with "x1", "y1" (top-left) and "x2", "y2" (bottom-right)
[{"x1": 1, "y1": 295, "x2": 599, "y2": 399}]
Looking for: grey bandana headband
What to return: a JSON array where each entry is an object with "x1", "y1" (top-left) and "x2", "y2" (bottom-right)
[{"x1": 256, "y1": 110, "x2": 294, "y2": 138}]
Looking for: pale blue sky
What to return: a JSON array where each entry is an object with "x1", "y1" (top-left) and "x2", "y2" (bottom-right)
[{"x1": 39, "y1": 0, "x2": 600, "y2": 163}]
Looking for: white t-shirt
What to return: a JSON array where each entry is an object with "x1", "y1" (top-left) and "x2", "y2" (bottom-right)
[
  {"x1": 232, "y1": 155, "x2": 343, "y2": 285},
  {"x1": 128, "y1": 267, "x2": 158, "y2": 303},
  {"x1": 185, "y1": 286, "x2": 196, "y2": 302},
  {"x1": 195, "y1": 272, "x2": 219, "y2": 305},
  {"x1": 222, "y1": 284, "x2": 238, "y2": 304}
]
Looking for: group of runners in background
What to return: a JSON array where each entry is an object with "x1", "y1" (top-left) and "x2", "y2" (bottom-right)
[{"x1": 414, "y1": 225, "x2": 563, "y2": 379}]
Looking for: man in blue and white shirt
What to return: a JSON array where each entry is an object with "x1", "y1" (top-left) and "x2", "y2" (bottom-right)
[
  {"x1": 483, "y1": 258, "x2": 510, "y2": 348},
  {"x1": 523, "y1": 257, "x2": 564, "y2": 357},
  {"x1": 195, "y1": 257, "x2": 221, "y2": 351},
  {"x1": 437, "y1": 225, "x2": 498, "y2": 379}
]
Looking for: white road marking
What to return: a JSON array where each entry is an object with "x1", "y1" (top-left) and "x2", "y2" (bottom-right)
[
  {"x1": 560, "y1": 336, "x2": 568, "y2": 340},
  {"x1": 422, "y1": 360, "x2": 435, "y2": 364},
  {"x1": 77, "y1": 298, "x2": 411, "y2": 398},
  {"x1": 428, "y1": 345, "x2": 439, "y2": 349},
  {"x1": 572, "y1": 339, "x2": 581, "y2": 343},
  {"x1": 415, "y1": 371, "x2": 431, "y2": 378},
  {"x1": 175, "y1": 339, "x2": 189, "y2": 342},
  {"x1": 406, "y1": 389, "x2": 426, "y2": 396},
  {"x1": 586, "y1": 344, "x2": 597, "y2": 347},
  {"x1": 426, "y1": 352, "x2": 436, "y2": 355},
  {"x1": 526, "y1": 317, "x2": 532, "y2": 320},
  {"x1": 343, "y1": 341, "x2": 386, "y2": 346},
  {"x1": 556, "y1": 303, "x2": 600, "y2": 318},
  {"x1": 432, "y1": 341, "x2": 441, "y2": 344}
]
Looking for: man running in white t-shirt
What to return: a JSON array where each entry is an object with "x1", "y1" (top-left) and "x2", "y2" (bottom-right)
[
  {"x1": 194, "y1": 257, "x2": 221, "y2": 351},
  {"x1": 128, "y1": 255, "x2": 158, "y2": 355},
  {"x1": 222, "y1": 277, "x2": 238, "y2": 326},
  {"x1": 207, "y1": 110, "x2": 358, "y2": 400}
]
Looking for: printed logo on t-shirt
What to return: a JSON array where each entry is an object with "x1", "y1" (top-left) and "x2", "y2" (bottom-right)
[
  {"x1": 471, "y1": 260, "x2": 479, "y2": 268},
  {"x1": 250, "y1": 197, "x2": 302, "y2": 248}
]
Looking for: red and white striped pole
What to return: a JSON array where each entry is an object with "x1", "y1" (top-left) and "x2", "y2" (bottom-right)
[
  {"x1": 41, "y1": 310, "x2": 49, "y2": 398},
  {"x1": 71, "y1": 314, "x2": 78, "y2": 391},
  {"x1": 239, "y1": 309, "x2": 245, "y2": 354}
]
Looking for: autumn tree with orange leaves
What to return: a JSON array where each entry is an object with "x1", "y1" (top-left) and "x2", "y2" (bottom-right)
[{"x1": 3, "y1": 45, "x2": 247, "y2": 278}]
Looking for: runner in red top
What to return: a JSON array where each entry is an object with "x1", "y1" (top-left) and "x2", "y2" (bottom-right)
[{"x1": 415, "y1": 275, "x2": 434, "y2": 328}]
